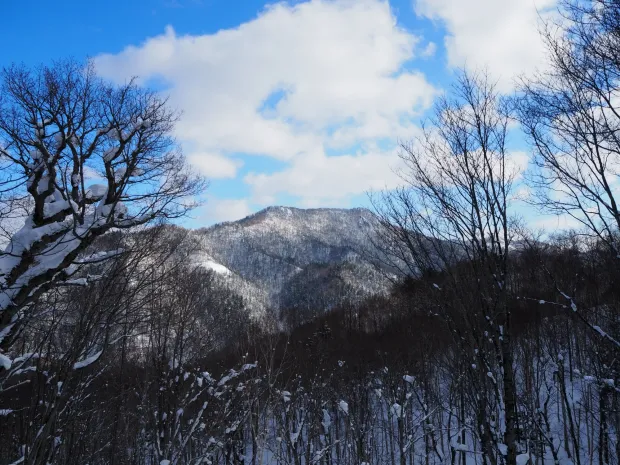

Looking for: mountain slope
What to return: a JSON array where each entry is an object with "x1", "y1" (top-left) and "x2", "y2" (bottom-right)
[{"x1": 195, "y1": 206, "x2": 391, "y2": 314}]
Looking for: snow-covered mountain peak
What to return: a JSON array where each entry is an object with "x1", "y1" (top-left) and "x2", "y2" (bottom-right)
[
  {"x1": 194, "y1": 206, "x2": 389, "y2": 315},
  {"x1": 217, "y1": 206, "x2": 380, "y2": 245}
]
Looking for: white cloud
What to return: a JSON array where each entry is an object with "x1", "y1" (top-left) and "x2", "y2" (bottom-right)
[
  {"x1": 202, "y1": 198, "x2": 253, "y2": 223},
  {"x1": 533, "y1": 213, "x2": 582, "y2": 232},
  {"x1": 187, "y1": 152, "x2": 242, "y2": 179},
  {"x1": 245, "y1": 148, "x2": 404, "y2": 207},
  {"x1": 415, "y1": 0, "x2": 557, "y2": 91},
  {"x1": 506, "y1": 151, "x2": 530, "y2": 180},
  {"x1": 94, "y1": 0, "x2": 437, "y2": 207},
  {"x1": 246, "y1": 146, "x2": 529, "y2": 208},
  {"x1": 420, "y1": 41, "x2": 437, "y2": 58}
]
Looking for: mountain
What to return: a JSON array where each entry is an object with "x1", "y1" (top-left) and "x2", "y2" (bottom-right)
[{"x1": 194, "y1": 206, "x2": 393, "y2": 320}]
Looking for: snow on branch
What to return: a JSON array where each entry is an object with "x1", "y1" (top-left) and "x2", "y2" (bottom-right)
[{"x1": 73, "y1": 350, "x2": 103, "y2": 370}]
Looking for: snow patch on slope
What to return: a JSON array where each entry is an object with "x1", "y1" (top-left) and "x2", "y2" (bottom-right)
[{"x1": 201, "y1": 258, "x2": 231, "y2": 276}]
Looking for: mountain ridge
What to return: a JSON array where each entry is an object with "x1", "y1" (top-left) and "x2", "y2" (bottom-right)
[{"x1": 193, "y1": 206, "x2": 391, "y2": 320}]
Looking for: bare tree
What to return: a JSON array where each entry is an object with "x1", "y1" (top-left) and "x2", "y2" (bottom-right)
[
  {"x1": 516, "y1": 0, "x2": 620, "y2": 356},
  {"x1": 0, "y1": 60, "x2": 205, "y2": 358},
  {"x1": 515, "y1": 3, "x2": 620, "y2": 458},
  {"x1": 517, "y1": 0, "x2": 620, "y2": 255},
  {"x1": 373, "y1": 70, "x2": 521, "y2": 465}
]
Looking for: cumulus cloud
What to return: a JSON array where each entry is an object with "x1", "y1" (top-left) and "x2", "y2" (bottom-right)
[
  {"x1": 187, "y1": 152, "x2": 242, "y2": 179},
  {"x1": 202, "y1": 198, "x2": 253, "y2": 223},
  {"x1": 245, "y1": 148, "x2": 404, "y2": 207},
  {"x1": 415, "y1": 0, "x2": 558, "y2": 91},
  {"x1": 420, "y1": 42, "x2": 437, "y2": 58},
  {"x1": 94, "y1": 0, "x2": 437, "y2": 209},
  {"x1": 505, "y1": 151, "x2": 530, "y2": 180},
  {"x1": 533, "y1": 213, "x2": 582, "y2": 232}
]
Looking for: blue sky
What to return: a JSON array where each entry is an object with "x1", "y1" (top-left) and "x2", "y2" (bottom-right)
[{"x1": 1, "y1": 0, "x2": 560, "y2": 227}]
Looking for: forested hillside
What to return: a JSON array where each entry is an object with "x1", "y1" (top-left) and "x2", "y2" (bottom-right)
[{"x1": 194, "y1": 206, "x2": 391, "y2": 323}]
